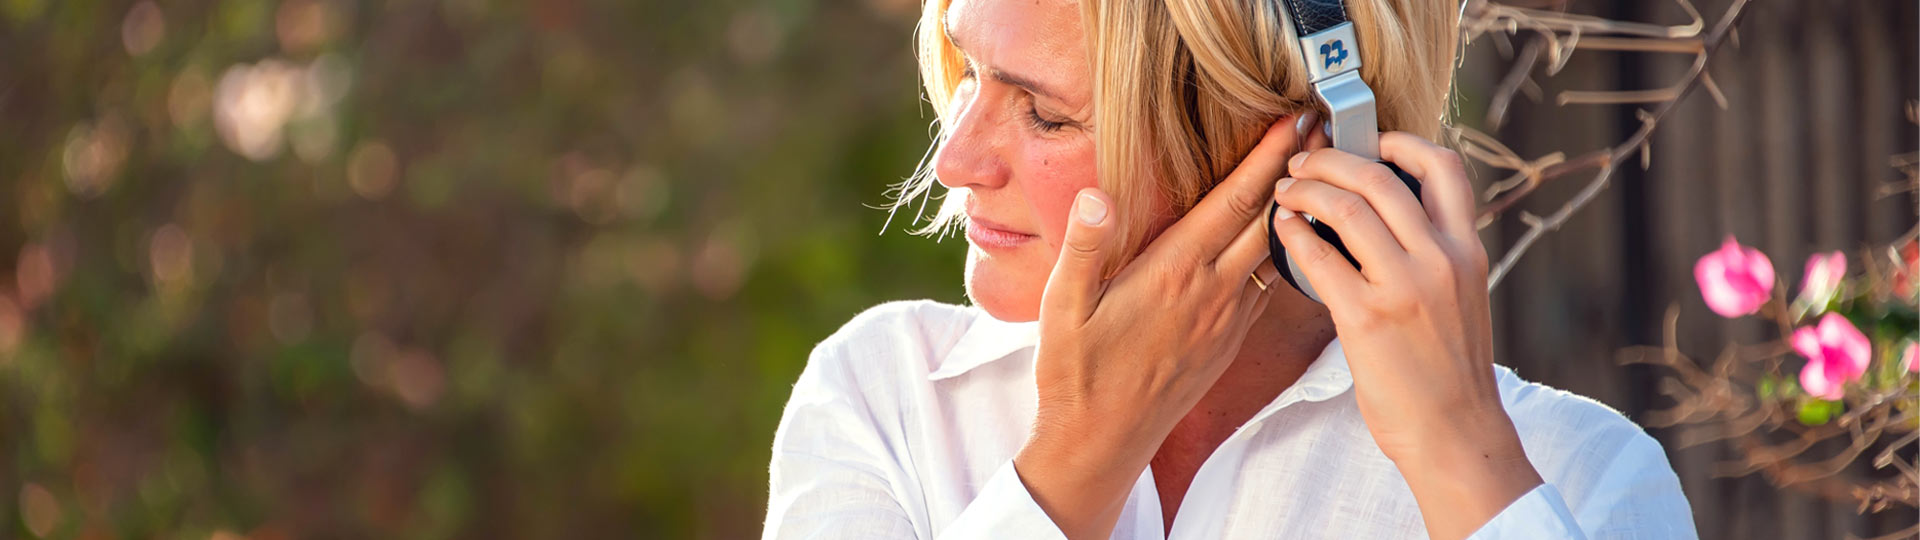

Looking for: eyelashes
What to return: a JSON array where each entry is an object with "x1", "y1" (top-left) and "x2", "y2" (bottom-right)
[
  {"x1": 1024, "y1": 108, "x2": 1066, "y2": 133},
  {"x1": 959, "y1": 61, "x2": 1068, "y2": 134}
]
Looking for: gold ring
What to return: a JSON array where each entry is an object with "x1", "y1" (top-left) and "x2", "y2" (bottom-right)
[{"x1": 1250, "y1": 271, "x2": 1270, "y2": 292}]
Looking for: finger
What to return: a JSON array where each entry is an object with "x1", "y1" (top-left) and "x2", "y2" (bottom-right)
[
  {"x1": 1271, "y1": 176, "x2": 1408, "y2": 276},
  {"x1": 1215, "y1": 203, "x2": 1274, "y2": 278},
  {"x1": 1286, "y1": 148, "x2": 1441, "y2": 253},
  {"x1": 1269, "y1": 204, "x2": 1364, "y2": 302},
  {"x1": 1149, "y1": 114, "x2": 1307, "y2": 263},
  {"x1": 1379, "y1": 132, "x2": 1476, "y2": 243},
  {"x1": 1236, "y1": 265, "x2": 1278, "y2": 325},
  {"x1": 1040, "y1": 188, "x2": 1119, "y2": 324},
  {"x1": 1293, "y1": 111, "x2": 1321, "y2": 151},
  {"x1": 1237, "y1": 235, "x2": 1284, "y2": 302},
  {"x1": 1297, "y1": 113, "x2": 1332, "y2": 156}
]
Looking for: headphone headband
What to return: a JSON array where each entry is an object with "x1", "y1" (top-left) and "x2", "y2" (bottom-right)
[
  {"x1": 1274, "y1": 0, "x2": 1376, "y2": 160},
  {"x1": 1283, "y1": 0, "x2": 1352, "y2": 37}
]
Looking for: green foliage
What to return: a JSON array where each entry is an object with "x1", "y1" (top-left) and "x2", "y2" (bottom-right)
[
  {"x1": 1796, "y1": 398, "x2": 1844, "y2": 426},
  {"x1": 0, "y1": 0, "x2": 958, "y2": 537}
]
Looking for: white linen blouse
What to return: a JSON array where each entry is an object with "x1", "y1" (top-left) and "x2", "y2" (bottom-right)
[{"x1": 763, "y1": 300, "x2": 1698, "y2": 539}]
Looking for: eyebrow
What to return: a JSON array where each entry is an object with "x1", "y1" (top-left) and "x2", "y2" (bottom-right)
[{"x1": 943, "y1": 22, "x2": 1070, "y2": 104}]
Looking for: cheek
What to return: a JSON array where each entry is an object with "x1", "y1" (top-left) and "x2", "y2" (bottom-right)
[
  {"x1": 1020, "y1": 142, "x2": 1099, "y2": 251},
  {"x1": 1017, "y1": 143, "x2": 1182, "y2": 259}
]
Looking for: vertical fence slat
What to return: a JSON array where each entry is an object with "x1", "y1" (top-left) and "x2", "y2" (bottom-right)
[{"x1": 1484, "y1": 0, "x2": 1917, "y2": 536}]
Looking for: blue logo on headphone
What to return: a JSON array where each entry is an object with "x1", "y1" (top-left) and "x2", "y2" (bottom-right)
[{"x1": 1319, "y1": 40, "x2": 1349, "y2": 70}]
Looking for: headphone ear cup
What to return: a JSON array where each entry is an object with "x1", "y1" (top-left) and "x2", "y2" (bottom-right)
[{"x1": 1265, "y1": 162, "x2": 1423, "y2": 303}]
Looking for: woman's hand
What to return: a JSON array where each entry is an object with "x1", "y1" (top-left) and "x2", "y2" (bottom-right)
[
  {"x1": 1269, "y1": 132, "x2": 1543, "y2": 540},
  {"x1": 1013, "y1": 116, "x2": 1318, "y2": 540}
]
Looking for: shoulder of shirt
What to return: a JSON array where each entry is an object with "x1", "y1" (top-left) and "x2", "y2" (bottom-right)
[
  {"x1": 807, "y1": 299, "x2": 978, "y2": 381},
  {"x1": 1491, "y1": 365, "x2": 1661, "y2": 455},
  {"x1": 1489, "y1": 366, "x2": 1691, "y2": 518}
]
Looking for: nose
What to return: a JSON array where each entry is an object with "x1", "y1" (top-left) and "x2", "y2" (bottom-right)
[{"x1": 933, "y1": 88, "x2": 1010, "y2": 191}]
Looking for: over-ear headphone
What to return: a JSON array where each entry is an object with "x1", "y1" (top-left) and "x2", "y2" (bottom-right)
[{"x1": 1265, "y1": 0, "x2": 1424, "y2": 302}]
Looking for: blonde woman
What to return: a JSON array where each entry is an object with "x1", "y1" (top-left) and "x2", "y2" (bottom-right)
[{"x1": 764, "y1": 0, "x2": 1696, "y2": 538}]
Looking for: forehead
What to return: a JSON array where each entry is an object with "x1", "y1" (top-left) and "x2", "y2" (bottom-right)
[{"x1": 946, "y1": 0, "x2": 1090, "y2": 101}]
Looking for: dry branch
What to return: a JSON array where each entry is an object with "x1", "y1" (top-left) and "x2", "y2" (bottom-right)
[{"x1": 1459, "y1": 0, "x2": 1752, "y2": 288}]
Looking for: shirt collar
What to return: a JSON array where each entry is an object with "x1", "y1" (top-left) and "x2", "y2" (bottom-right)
[
  {"x1": 1243, "y1": 336, "x2": 1353, "y2": 427},
  {"x1": 928, "y1": 308, "x2": 1041, "y2": 381},
  {"x1": 928, "y1": 307, "x2": 1355, "y2": 412}
]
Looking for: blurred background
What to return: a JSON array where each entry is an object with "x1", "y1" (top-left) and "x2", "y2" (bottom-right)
[{"x1": 0, "y1": 0, "x2": 1911, "y2": 539}]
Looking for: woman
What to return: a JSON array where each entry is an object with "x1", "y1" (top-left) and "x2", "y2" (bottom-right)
[{"x1": 765, "y1": 0, "x2": 1697, "y2": 538}]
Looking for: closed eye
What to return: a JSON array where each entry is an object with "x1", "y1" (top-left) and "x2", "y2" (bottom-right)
[{"x1": 960, "y1": 59, "x2": 1070, "y2": 134}]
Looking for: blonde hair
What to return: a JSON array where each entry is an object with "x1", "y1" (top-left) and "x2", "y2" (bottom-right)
[{"x1": 889, "y1": 0, "x2": 1461, "y2": 272}]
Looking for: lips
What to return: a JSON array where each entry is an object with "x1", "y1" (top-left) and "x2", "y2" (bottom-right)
[{"x1": 964, "y1": 215, "x2": 1036, "y2": 250}]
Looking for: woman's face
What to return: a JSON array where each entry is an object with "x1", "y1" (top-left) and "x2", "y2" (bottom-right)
[{"x1": 937, "y1": 0, "x2": 1174, "y2": 323}]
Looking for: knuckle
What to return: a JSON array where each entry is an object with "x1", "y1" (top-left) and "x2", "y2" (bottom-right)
[
  {"x1": 1151, "y1": 258, "x2": 1196, "y2": 292},
  {"x1": 1359, "y1": 166, "x2": 1400, "y2": 195},
  {"x1": 1227, "y1": 185, "x2": 1266, "y2": 217},
  {"x1": 1328, "y1": 193, "x2": 1371, "y2": 223},
  {"x1": 1301, "y1": 241, "x2": 1345, "y2": 268},
  {"x1": 1464, "y1": 242, "x2": 1491, "y2": 277},
  {"x1": 1063, "y1": 237, "x2": 1101, "y2": 259},
  {"x1": 1161, "y1": 243, "x2": 1202, "y2": 270},
  {"x1": 1439, "y1": 239, "x2": 1489, "y2": 277},
  {"x1": 1435, "y1": 148, "x2": 1468, "y2": 172},
  {"x1": 1407, "y1": 237, "x2": 1448, "y2": 262}
]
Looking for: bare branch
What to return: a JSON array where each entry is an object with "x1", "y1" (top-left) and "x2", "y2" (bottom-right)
[{"x1": 1482, "y1": 0, "x2": 1751, "y2": 289}]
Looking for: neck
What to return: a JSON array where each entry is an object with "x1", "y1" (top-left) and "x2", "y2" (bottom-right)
[
  {"x1": 1150, "y1": 289, "x2": 1338, "y2": 531},
  {"x1": 1171, "y1": 289, "x2": 1336, "y2": 443}
]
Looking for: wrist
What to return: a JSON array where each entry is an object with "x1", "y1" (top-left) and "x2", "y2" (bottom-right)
[
  {"x1": 1030, "y1": 392, "x2": 1177, "y2": 465},
  {"x1": 1015, "y1": 407, "x2": 1164, "y2": 540},
  {"x1": 1390, "y1": 407, "x2": 1544, "y2": 540}
]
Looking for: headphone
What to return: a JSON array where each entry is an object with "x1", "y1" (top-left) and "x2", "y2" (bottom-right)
[{"x1": 1265, "y1": 0, "x2": 1425, "y2": 303}]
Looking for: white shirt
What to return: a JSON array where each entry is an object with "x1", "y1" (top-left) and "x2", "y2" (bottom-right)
[{"x1": 764, "y1": 300, "x2": 1698, "y2": 539}]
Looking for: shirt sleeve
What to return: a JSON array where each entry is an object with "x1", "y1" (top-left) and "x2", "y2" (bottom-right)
[
  {"x1": 1468, "y1": 432, "x2": 1698, "y2": 540},
  {"x1": 761, "y1": 338, "x2": 918, "y2": 539},
  {"x1": 1466, "y1": 483, "x2": 1588, "y2": 540},
  {"x1": 762, "y1": 330, "x2": 1069, "y2": 540},
  {"x1": 937, "y1": 460, "x2": 1070, "y2": 540}
]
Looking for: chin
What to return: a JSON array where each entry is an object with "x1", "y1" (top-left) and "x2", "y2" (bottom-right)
[{"x1": 962, "y1": 246, "x2": 1043, "y2": 323}]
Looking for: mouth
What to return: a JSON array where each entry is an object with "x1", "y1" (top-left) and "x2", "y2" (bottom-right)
[{"x1": 964, "y1": 215, "x2": 1037, "y2": 250}]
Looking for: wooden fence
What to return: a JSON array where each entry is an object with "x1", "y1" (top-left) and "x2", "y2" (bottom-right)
[{"x1": 1478, "y1": 0, "x2": 1917, "y2": 537}]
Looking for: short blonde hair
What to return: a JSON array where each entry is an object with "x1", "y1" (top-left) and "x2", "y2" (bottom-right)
[{"x1": 890, "y1": 0, "x2": 1461, "y2": 272}]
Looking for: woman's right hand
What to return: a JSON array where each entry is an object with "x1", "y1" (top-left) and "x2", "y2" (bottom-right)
[{"x1": 1014, "y1": 114, "x2": 1324, "y2": 539}]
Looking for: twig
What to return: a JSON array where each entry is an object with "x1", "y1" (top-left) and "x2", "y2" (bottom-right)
[
  {"x1": 1481, "y1": 0, "x2": 1752, "y2": 288},
  {"x1": 1619, "y1": 300, "x2": 1920, "y2": 514}
]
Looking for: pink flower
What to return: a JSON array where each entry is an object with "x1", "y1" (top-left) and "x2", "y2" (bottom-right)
[
  {"x1": 1894, "y1": 238, "x2": 1919, "y2": 300},
  {"x1": 1794, "y1": 251, "x2": 1846, "y2": 310},
  {"x1": 1694, "y1": 236, "x2": 1774, "y2": 318},
  {"x1": 1792, "y1": 313, "x2": 1871, "y2": 400}
]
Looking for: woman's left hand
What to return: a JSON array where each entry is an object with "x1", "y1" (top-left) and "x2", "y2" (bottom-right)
[{"x1": 1269, "y1": 132, "x2": 1544, "y2": 540}]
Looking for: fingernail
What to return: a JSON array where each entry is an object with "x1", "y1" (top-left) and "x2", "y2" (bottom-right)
[
  {"x1": 1274, "y1": 177, "x2": 1296, "y2": 195},
  {"x1": 1275, "y1": 206, "x2": 1296, "y2": 221},
  {"x1": 1288, "y1": 152, "x2": 1309, "y2": 172},
  {"x1": 1076, "y1": 192, "x2": 1107, "y2": 225},
  {"x1": 1322, "y1": 121, "x2": 1332, "y2": 138},
  {"x1": 1295, "y1": 112, "x2": 1318, "y2": 136}
]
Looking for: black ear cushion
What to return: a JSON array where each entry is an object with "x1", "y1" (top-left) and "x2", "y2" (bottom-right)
[{"x1": 1267, "y1": 162, "x2": 1422, "y2": 301}]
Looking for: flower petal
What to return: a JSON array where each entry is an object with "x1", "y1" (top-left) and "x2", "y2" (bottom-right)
[
  {"x1": 1791, "y1": 324, "x2": 1824, "y2": 361},
  {"x1": 1800, "y1": 357, "x2": 1843, "y2": 400}
]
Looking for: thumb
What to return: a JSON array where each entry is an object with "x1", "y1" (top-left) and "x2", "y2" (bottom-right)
[{"x1": 1041, "y1": 188, "x2": 1118, "y2": 323}]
